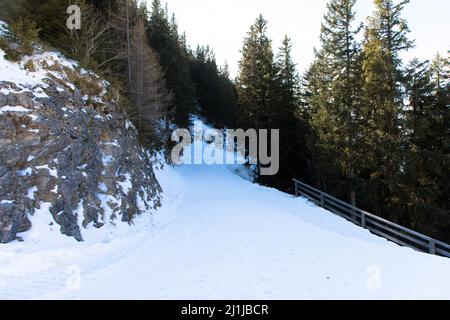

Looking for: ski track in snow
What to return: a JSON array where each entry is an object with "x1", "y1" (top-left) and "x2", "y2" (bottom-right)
[{"x1": 1, "y1": 161, "x2": 449, "y2": 299}]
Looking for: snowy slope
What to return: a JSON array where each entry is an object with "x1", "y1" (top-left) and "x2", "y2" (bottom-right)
[{"x1": 0, "y1": 121, "x2": 449, "y2": 299}]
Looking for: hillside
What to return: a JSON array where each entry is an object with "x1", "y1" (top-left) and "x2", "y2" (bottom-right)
[{"x1": 0, "y1": 35, "x2": 161, "y2": 243}]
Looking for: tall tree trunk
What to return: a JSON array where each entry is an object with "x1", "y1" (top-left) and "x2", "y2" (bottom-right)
[
  {"x1": 349, "y1": 155, "x2": 356, "y2": 207},
  {"x1": 126, "y1": 0, "x2": 132, "y2": 85}
]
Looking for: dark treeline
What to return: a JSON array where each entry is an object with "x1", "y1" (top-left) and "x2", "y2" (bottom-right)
[
  {"x1": 0, "y1": 0, "x2": 237, "y2": 148},
  {"x1": 0, "y1": 0, "x2": 448, "y2": 241},
  {"x1": 235, "y1": 0, "x2": 449, "y2": 242},
  {"x1": 191, "y1": 46, "x2": 237, "y2": 128}
]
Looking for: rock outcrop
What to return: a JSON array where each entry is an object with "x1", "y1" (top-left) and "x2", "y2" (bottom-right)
[{"x1": 0, "y1": 52, "x2": 162, "y2": 243}]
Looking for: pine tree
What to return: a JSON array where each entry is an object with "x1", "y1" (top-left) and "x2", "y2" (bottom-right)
[
  {"x1": 428, "y1": 53, "x2": 450, "y2": 239},
  {"x1": 402, "y1": 59, "x2": 436, "y2": 228},
  {"x1": 4, "y1": 0, "x2": 112, "y2": 69},
  {"x1": 86, "y1": 0, "x2": 119, "y2": 12},
  {"x1": 3, "y1": 17, "x2": 40, "y2": 59},
  {"x1": 191, "y1": 45, "x2": 237, "y2": 128},
  {"x1": 268, "y1": 36, "x2": 310, "y2": 189},
  {"x1": 147, "y1": 0, "x2": 196, "y2": 128},
  {"x1": 306, "y1": 0, "x2": 363, "y2": 205},
  {"x1": 361, "y1": 0, "x2": 414, "y2": 216},
  {"x1": 401, "y1": 54, "x2": 450, "y2": 241},
  {"x1": 236, "y1": 14, "x2": 277, "y2": 178},
  {"x1": 237, "y1": 14, "x2": 275, "y2": 130},
  {"x1": 275, "y1": 36, "x2": 300, "y2": 113},
  {"x1": 8, "y1": 0, "x2": 67, "y2": 45}
]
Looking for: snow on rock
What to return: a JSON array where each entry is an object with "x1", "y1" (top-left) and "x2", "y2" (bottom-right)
[
  {"x1": 0, "y1": 20, "x2": 8, "y2": 38},
  {"x1": 117, "y1": 173, "x2": 132, "y2": 195},
  {"x1": 0, "y1": 46, "x2": 79, "y2": 90},
  {"x1": 0, "y1": 29, "x2": 162, "y2": 244},
  {"x1": 0, "y1": 105, "x2": 31, "y2": 114},
  {"x1": 0, "y1": 51, "x2": 45, "y2": 88}
]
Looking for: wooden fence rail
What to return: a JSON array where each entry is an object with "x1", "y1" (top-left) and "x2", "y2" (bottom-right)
[{"x1": 293, "y1": 178, "x2": 450, "y2": 258}]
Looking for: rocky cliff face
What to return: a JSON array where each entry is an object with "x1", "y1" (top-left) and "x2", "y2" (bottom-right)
[{"x1": 0, "y1": 51, "x2": 162, "y2": 243}]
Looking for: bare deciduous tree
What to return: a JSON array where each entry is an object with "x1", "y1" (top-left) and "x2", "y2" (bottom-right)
[
  {"x1": 66, "y1": 0, "x2": 110, "y2": 68},
  {"x1": 129, "y1": 15, "x2": 171, "y2": 146},
  {"x1": 107, "y1": 0, "x2": 136, "y2": 83}
]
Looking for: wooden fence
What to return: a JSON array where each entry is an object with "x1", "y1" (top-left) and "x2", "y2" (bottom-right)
[{"x1": 293, "y1": 179, "x2": 450, "y2": 258}]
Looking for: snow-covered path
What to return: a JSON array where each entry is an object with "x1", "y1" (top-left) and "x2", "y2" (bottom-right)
[{"x1": 1, "y1": 162, "x2": 450, "y2": 299}]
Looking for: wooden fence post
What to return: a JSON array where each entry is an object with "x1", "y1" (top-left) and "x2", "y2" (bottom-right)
[
  {"x1": 360, "y1": 212, "x2": 366, "y2": 228},
  {"x1": 352, "y1": 208, "x2": 357, "y2": 223},
  {"x1": 429, "y1": 240, "x2": 436, "y2": 255},
  {"x1": 320, "y1": 193, "x2": 325, "y2": 207}
]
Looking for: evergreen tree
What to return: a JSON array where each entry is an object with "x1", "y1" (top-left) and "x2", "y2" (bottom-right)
[
  {"x1": 86, "y1": 0, "x2": 119, "y2": 11},
  {"x1": 270, "y1": 36, "x2": 310, "y2": 189},
  {"x1": 400, "y1": 54, "x2": 450, "y2": 241},
  {"x1": 361, "y1": 0, "x2": 414, "y2": 216},
  {"x1": 147, "y1": 0, "x2": 196, "y2": 128},
  {"x1": 427, "y1": 53, "x2": 450, "y2": 239},
  {"x1": 275, "y1": 36, "x2": 300, "y2": 113},
  {"x1": 237, "y1": 17, "x2": 310, "y2": 187},
  {"x1": 191, "y1": 45, "x2": 237, "y2": 128},
  {"x1": 3, "y1": 17, "x2": 40, "y2": 60},
  {"x1": 402, "y1": 59, "x2": 438, "y2": 234},
  {"x1": 4, "y1": 0, "x2": 112, "y2": 69},
  {"x1": 6, "y1": 0, "x2": 67, "y2": 46},
  {"x1": 236, "y1": 14, "x2": 276, "y2": 131},
  {"x1": 235, "y1": 14, "x2": 278, "y2": 179},
  {"x1": 306, "y1": 0, "x2": 364, "y2": 205}
]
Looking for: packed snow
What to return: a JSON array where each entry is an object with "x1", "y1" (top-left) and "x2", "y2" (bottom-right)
[
  {"x1": 0, "y1": 20, "x2": 7, "y2": 36},
  {"x1": 0, "y1": 20, "x2": 109, "y2": 110},
  {"x1": 0, "y1": 120, "x2": 449, "y2": 300},
  {"x1": 0, "y1": 48, "x2": 76, "y2": 90},
  {"x1": 0, "y1": 105, "x2": 32, "y2": 114}
]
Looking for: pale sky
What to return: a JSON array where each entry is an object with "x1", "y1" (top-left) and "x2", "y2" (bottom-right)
[{"x1": 147, "y1": 0, "x2": 449, "y2": 77}]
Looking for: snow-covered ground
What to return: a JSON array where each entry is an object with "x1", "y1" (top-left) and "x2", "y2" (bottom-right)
[
  {"x1": 2, "y1": 19, "x2": 447, "y2": 300},
  {"x1": 1, "y1": 120, "x2": 449, "y2": 300}
]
